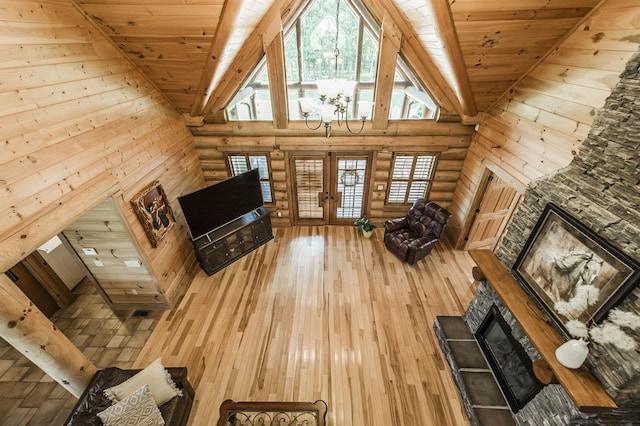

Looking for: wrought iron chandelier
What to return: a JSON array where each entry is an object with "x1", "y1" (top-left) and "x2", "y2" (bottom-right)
[{"x1": 298, "y1": 1, "x2": 374, "y2": 138}]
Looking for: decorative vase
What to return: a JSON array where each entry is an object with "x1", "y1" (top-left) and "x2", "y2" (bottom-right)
[
  {"x1": 362, "y1": 229, "x2": 374, "y2": 239},
  {"x1": 555, "y1": 339, "x2": 589, "y2": 369}
]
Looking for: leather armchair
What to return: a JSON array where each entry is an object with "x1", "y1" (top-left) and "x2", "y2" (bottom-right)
[{"x1": 383, "y1": 198, "x2": 451, "y2": 265}]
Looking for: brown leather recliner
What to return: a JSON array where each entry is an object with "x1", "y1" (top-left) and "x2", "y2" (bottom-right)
[{"x1": 383, "y1": 198, "x2": 451, "y2": 265}]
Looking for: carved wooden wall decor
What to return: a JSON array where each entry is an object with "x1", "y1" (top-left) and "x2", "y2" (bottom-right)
[{"x1": 131, "y1": 182, "x2": 176, "y2": 248}]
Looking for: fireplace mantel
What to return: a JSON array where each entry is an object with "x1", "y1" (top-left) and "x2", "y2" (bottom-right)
[{"x1": 469, "y1": 249, "x2": 617, "y2": 413}]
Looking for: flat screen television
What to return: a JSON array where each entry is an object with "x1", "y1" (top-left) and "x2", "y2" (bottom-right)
[{"x1": 178, "y1": 169, "x2": 263, "y2": 240}]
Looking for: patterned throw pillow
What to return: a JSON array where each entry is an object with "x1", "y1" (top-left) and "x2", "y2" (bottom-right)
[
  {"x1": 104, "y1": 358, "x2": 182, "y2": 406},
  {"x1": 98, "y1": 384, "x2": 165, "y2": 426}
]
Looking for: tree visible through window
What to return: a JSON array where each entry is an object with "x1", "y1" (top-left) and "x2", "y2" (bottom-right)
[
  {"x1": 226, "y1": 0, "x2": 437, "y2": 122},
  {"x1": 285, "y1": 0, "x2": 376, "y2": 121},
  {"x1": 387, "y1": 154, "x2": 437, "y2": 204},
  {"x1": 227, "y1": 154, "x2": 273, "y2": 203}
]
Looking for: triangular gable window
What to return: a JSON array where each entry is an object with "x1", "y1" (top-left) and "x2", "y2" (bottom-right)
[
  {"x1": 226, "y1": 0, "x2": 437, "y2": 122},
  {"x1": 227, "y1": 63, "x2": 273, "y2": 121}
]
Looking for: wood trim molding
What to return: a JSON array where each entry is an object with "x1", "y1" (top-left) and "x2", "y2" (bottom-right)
[
  {"x1": 22, "y1": 252, "x2": 76, "y2": 309},
  {"x1": 469, "y1": 249, "x2": 617, "y2": 413}
]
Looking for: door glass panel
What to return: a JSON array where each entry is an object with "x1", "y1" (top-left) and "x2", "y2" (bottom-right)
[
  {"x1": 225, "y1": 233, "x2": 242, "y2": 259},
  {"x1": 238, "y1": 227, "x2": 255, "y2": 250},
  {"x1": 336, "y1": 158, "x2": 367, "y2": 219},
  {"x1": 294, "y1": 159, "x2": 324, "y2": 219}
]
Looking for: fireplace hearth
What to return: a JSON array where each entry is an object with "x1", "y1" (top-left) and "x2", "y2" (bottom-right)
[
  {"x1": 434, "y1": 315, "x2": 517, "y2": 426},
  {"x1": 475, "y1": 305, "x2": 542, "y2": 412}
]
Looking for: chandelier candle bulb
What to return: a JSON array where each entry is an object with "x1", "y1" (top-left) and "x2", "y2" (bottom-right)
[
  {"x1": 358, "y1": 101, "x2": 374, "y2": 119},
  {"x1": 320, "y1": 105, "x2": 336, "y2": 123},
  {"x1": 298, "y1": 98, "x2": 316, "y2": 114},
  {"x1": 342, "y1": 80, "x2": 357, "y2": 98}
]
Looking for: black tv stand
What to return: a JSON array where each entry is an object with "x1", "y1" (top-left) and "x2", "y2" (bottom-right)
[{"x1": 191, "y1": 207, "x2": 273, "y2": 276}]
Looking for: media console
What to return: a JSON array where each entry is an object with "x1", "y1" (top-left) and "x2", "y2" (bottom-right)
[{"x1": 191, "y1": 207, "x2": 273, "y2": 276}]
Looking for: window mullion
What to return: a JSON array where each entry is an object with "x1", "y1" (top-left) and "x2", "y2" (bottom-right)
[
  {"x1": 356, "y1": 19, "x2": 363, "y2": 82},
  {"x1": 296, "y1": 20, "x2": 303, "y2": 88},
  {"x1": 405, "y1": 156, "x2": 417, "y2": 203}
]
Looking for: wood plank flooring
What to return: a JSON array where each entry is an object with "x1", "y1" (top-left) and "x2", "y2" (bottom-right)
[{"x1": 134, "y1": 226, "x2": 478, "y2": 425}]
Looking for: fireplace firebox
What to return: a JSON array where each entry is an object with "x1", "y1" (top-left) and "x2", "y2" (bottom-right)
[{"x1": 475, "y1": 305, "x2": 543, "y2": 413}]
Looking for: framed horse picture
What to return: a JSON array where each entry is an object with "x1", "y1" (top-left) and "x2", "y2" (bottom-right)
[
  {"x1": 513, "y1": 203, "x2": 640, "y2": 338},
  {"x1": 131, "y1": 181, "x2": 175, "y2": 248}
]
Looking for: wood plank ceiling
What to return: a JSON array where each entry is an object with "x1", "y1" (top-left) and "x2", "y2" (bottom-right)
[{"x1": 75, "y1": 0, "x2": 603, "y2": 121}]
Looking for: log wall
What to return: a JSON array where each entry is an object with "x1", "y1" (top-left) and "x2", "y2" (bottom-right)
[
  {"x1": 448, "y1": 0, "x2": 640, "y2": 247},
  {"x1": 191, "y1": 123, "x2": 475, "y2": 228}
]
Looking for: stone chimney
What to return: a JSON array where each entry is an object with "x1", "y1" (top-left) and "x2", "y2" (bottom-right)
[{"x1": 494, "y1": 50, "x2": 640, "y2": 419}]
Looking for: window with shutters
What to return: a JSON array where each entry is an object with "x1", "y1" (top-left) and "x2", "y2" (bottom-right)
[
  {"x1": 226, "y1": 154, "x2": 273, "y2": 203},
  {"x1": 293, "y1": 158, "x2": 324, "y2": 219},
  {"x1": 386, "y1": 153, "x2": 438, "y2": 204}
]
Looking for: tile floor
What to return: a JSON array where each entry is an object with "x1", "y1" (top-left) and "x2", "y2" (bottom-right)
[{"x1": 0, "y1": 279, "x2": 162, "y2": 425}]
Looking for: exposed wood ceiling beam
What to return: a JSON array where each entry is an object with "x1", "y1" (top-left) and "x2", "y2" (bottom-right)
[
  {"x1": 424, "y1": 0, "x2": 477, "y2": 117},
  {"x1": 201, "y1": 0, "x2": 303, "y2": 120},
  {"x1": 372, "y1": 12, "x2": 402, "y2": 130},
  {"x1": 360, "y1": 0, "x2": 463, "y2": 117},
  {"x1": 264, "y1": 25, "x2": 289, "y2": 128},
  {"x1": 190, "y1": 0, "x2": 244, "y2": 117}
]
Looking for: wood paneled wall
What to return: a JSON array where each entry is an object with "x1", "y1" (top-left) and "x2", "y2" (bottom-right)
[
  {"x1": 191, "y1": 121, "x2": 474, "y2": 227},
  {"x1": 0, "y1": 0, "x2": 205, "y2": 308},
  {"x1": 62, "y1": 198, "x2": 165, "y2": 309},
  {"x1": 448, "y1": 0, "x2": 640, "y2": 247}
]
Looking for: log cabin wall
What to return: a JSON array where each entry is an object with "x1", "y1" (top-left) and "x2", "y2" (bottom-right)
[
  {"x1": 448, "y1": 0, "x2": 640, "y2": 248},
  {"x1": 0, "y1": 0, "x2": 205, "y2": 309},
  {"x1": 190, "y1": 124, "x2": 474, "y2": 228}
]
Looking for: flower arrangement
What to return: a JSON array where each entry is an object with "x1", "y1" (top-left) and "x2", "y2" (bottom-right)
[{"x1": 554, "y1": 284, "x2": 640, "y2": 351}]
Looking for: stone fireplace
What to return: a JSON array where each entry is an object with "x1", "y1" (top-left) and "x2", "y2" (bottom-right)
[
  {"x1": 494, "y1": 50, "x2": 640, "y2": 410},
  {"x1": 475, "y1": 305, "x2": 543, "y2": 413},
  {"x1": 436, "y1": 51, "x2": 640, "y2": 424}
]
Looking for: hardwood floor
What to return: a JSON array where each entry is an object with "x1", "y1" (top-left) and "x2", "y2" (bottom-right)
[{"x1": 134, "y1": 226, "x2": 478, "y2": 425}]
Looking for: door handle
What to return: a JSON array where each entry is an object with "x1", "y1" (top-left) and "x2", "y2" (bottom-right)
[{"x1": 318, "y1": 191, "x2": 329, "y2": 207}]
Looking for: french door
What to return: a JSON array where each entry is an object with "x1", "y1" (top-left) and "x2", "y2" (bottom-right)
[{"x1": 290, "y1": 152, "x2": 372, "y2": 225}]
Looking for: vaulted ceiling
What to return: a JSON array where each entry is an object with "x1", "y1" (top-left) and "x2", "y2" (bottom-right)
[{"x1": 75, "y1": 0, "x2": 603, "y2": 124}]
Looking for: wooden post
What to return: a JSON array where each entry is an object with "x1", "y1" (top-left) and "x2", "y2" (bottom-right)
[
  {"x1": 0, "y1": 274, "x2": 96, "y2": 397},
  {"x1": 372, "y1": 12, "x2": 402, "y2": 130}
]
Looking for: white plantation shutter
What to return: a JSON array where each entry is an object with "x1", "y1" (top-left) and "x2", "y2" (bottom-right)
[
  {"x1": 294, "y1": 159, "x2": 324, "y2": 219},
  {"x1": 387, "y1": 154, "x2": 437, "y2": 204},
  {"x1": 227, "y1": 154, "x2": 273, "y2": 203}
]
